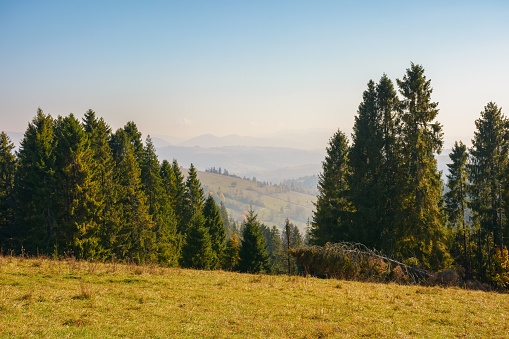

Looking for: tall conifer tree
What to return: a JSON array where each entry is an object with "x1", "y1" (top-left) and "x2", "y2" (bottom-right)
[
  {"x1": 53, "y1": 114, "x2": 100, "y2": 258},
  {"x1": 349, "y1": 80, "x2": 383, "y2": 247},
  {"x1": 469, "y1": 102, "x2": 509, "y2": 276},
  {"x1": 123, "y1": 121, "x2": 144, "y2": 163},
  {"x1": 238, "y1": 209, "x2": 270, "y2": 273},
  {"x1": 172, "y1": 160, "x2": 191, "y2": 234},
  {"x1": 445, "y1": 141, "x2": 470, "y2": 276},
  {"x1": 186, "y1": 163, "x2": 205, "y2": 216},
  {"x1": 310, "y1": 130, "x2": 352, "y2": 245},
  {"x1": 181, "y1": 213, "x2": 213, "y2": 269},
  {"x1": 260, "y1": 224, "x2": 285, "y2": 273},
  {"x1": 82, "y1": 110, "x2": 118, "y2": 259},
  {"x1": 202, "y1": 195, "x2": 226, "y2": 269},
  {"x1": 0, "y1": 132, "x2": 17, "y2": 248},
  {"x1": 141, "y1": 136, "x2": 180, "y2": 265},
  {"x1": 160, "y1": 160, "x2": 177, "y2": 207},
  {"x1": 349, "y1": 75, "x2": 401, "y2": 251},
  {"x1": 14, "y1": 109, "x2": 57, "y2": 253},
  {"x1": 396, "y1": 63, "x2": 448, "y2": 269},
  {"x1": 110, "y1": 129, "x2": 154, "y2": 262}
]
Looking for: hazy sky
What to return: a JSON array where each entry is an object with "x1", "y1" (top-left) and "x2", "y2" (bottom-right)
[{"x1": 1, "y1": 1, "x2": 508, "y2": 148}]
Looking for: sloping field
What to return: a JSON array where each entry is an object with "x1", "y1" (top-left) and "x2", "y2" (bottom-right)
[
  {"x1": 193, "y1": 170, "x2": 316, "y2": 231},
  {"x1": 1, "y1": 256, "x2": 508, "y2": 338}
]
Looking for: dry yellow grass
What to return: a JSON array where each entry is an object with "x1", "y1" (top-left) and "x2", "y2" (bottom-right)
[{"x1": 0, "y1": 255, "x2": 508, "y2": 338}]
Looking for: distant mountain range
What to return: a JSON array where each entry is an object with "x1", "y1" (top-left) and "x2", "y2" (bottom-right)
[
  {"x1": 155, "y1": 145, "x2": 325, "y2": 182},
  {"x1": 5, "y1": 130, "x2": 453, "y2": 184},
  {"x1": 154, "y1": 128, "x2": 334, "y2": 150}
]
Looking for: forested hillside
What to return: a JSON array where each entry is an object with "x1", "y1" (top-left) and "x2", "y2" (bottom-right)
[{"x1": 190, "y1": 169, "x2": 315, "y2": 231}]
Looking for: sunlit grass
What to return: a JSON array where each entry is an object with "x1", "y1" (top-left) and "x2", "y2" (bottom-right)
[{"x1": 1, "y1": 255, "x2": 508, "y2": 338}]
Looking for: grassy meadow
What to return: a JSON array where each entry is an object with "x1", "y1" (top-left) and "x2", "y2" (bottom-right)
[{"x1": 1, "y1": 255, "x2": 508, "y2": 338}]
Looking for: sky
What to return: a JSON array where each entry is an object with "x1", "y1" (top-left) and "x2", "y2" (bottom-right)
[{"x1": 1, "y1": 1, "x2": 508, "y2": 148}]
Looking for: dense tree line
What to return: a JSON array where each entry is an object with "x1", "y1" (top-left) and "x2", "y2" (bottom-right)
[
  {"x1": 0, "y1": 110, "x2": 305, "y2": 273},
  {"x1": 311, "y1": 63, "x2": 509, "y2": 286}
]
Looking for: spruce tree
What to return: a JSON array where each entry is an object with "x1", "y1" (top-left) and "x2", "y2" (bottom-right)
[
  {"x1": 375, "y1": 74, "x2": 402, "y2": 250},
  {"x1": 219, "y1": 201, "x2": 235, "y2": 239},
  {"x1": 0, "y1": 132, "x2": 17, "y2": 248},
  {"x1": 160, "y1": 160, "x2": 177, "y2": 207},
  {"x1": 53, "y1": 114, "x2": 100, "y2": 258},
  {"x1": 186, "y1": 163, "x2": 205, "y2": 216},
  {"x1": 238, "y1": 209, "x2": 270, "y2": 273},
  {"x1": 260, "y1": 224, "x2": 285, "y2": 273},
  {"x1": 123, "y1": 121, "x2": 144, "y2": 164},
  {"x1": 349, "y1": 75, "x2": 401, "y2": 251},
  {"x1": 310, "y1": 130, "x2": 352, "y2": 245},
  {"x1": 202, "y1": 195, "x2": 226, "y2": 269},
  {"x1": 82, "y1": 110, "x2": 118, "y2": 259},
  {"x1": 181, "y1": 213, "x2": 213, "y2": 269},
  {"x1": 172, "y1": 160, "x2": 191, "y2": 234},
  {"x1": 110, "y1": 129, "x2": 154, "y2": 262},
  {"x1": 348, "y1": 79, "x2": 384, "y2": 247},
  {"x1": 14, "y1": 109, "x2": 57, "y2": 253},
  {"x1": 469, "y1": 102, "x2": 509, "y2": 277},
  {"x1": 445, "y1": 141, "x2": 470, "y2": 277},
  {"x1": 140, "y1": 136, "x2": 180, "y2": 265},
  {"x1": 140, "y1": 136, "x2": 162, "y2": 215},
  {"x1": 396, "y1": 63, "x2": 448, "y2": 270}
]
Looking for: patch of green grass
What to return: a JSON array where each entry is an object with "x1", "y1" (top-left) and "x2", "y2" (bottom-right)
[{"x1": 1, "y1": 255, "x2": 508, "y2": 338}]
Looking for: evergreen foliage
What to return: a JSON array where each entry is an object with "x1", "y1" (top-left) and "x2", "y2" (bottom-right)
[
  {"x1": 141, "y1": 137, "x2": 181, "y2": 266},
  {"x1": 82, "y1": 110, "x2": 118, "y2": 259},
  {"x1": 123, "y1": 121, "x2": 145, "y2": 163},
  {"x1": 282, "y1": 218, "x2": 303, "y2": 274},
  {"x1": 202, "y1": 195, "x2": 226, "y2": 269},
  {"x1": 395, "y1": 63, "x2": 448, "y2": 270},
  {"x1": 260, "y1": 224, "x2": 285, "y2": 273},
  {"x1": 348, "y1": 75, "x2": 400, "y2": 251},
  {"x1": 4, "y1": 65, "x2": 509, "y2": 286},
  {"x1": 469, "y1": 102, "x2": 509, "y2": 279},
  {"x1": 310, "y1": 130, "x2": 352, "y2": 245},
  {"x1": 110, "y1": 129, "x2": 154, "y2": 262},
  {"x1": 14, "y1": 109, "x2": 57, "y2": 253},
  {"x1": 186, "y1": 163, "x2": 205, "y2": 217},
  {"x1": 0, "y1": 132, "x2": 16, "y2": 248},
  {"x1": 238, "y1": 209, "x2": 270, "y2": 273},
  {"x1": 219, "y1": 201, "x2": 236, "y2": 240},
  {"x1": 445, "y1": 142, "x2": 471, "y2": 277},
  {"x1": 160, "y1": 160, "x2": 177, "y2": 206},
  {"x1": 223, "y1": 232, "x2": 241, "y2": 270},
  {"x1": 181, "y1": 213, "x2": 213, "y2": 269},
  {"x1": 53, "y1": 114, "x2": 100, "y2": 258},
  {"x1": 445, "y1": 142, "x2": 469, "y2": 230},
  {"x1": 349, "y1": 79, "x2": 384, "y2": 247},
  {"x1": 172, "y1": 160, "x2": 191, "y2": 234}
]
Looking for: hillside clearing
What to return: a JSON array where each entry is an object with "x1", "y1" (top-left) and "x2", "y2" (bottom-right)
[
  {"x1": 1, "y1": 256, "x2": 508, "y2": 338},
  {"x1": 193, "y1": 170, "x2": 316, "y2": 231}
]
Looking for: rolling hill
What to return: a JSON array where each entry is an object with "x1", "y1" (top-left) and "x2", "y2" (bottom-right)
[{"x1": 185, "y1": 169, "x2": 317, "y2": 232}]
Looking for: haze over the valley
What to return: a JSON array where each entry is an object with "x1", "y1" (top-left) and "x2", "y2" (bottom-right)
[{"x1": 1, "y1": 2, "x2": 508, "y2": 158}]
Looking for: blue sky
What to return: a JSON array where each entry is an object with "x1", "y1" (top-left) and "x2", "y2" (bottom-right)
[{"x1": 1, "y1": 1, "x2": 508, "y2": 147}]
